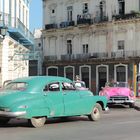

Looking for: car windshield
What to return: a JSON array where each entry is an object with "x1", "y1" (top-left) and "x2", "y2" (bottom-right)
[
  {"x1": 4, "y1": 82, "x2": 27, "y2": 91},
  {"x1": 108, "y1": 82, "x2": 128, "y2": 88}
]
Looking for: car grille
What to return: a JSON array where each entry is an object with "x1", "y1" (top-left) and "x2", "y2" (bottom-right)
[{"x1": 109, "y1": 96, "x2": 129, "y2": 101}]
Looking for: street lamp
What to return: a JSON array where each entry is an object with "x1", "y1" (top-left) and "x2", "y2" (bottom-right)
[{"x1": 0, "y1": 26, "x2": 8, "y2": 39}]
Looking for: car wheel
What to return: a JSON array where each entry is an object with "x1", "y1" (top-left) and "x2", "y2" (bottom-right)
[
  {"x1": 88, "y1": 103, "x2": 102, "y2": 121},
  {"x1": 29, "y1": 117, "x2": 46, "y2": 128},
  {"x1": 0, "y1": 118, "x2": 10, "y2": 125}
]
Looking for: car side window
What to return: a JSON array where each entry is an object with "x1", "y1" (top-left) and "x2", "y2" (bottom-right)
[
  {"x1": 44, "y1": 82, "x2": 60, "y2": 92},
  {"x1": 62, "y1": 82, "x2": 75, "y2": 91}
]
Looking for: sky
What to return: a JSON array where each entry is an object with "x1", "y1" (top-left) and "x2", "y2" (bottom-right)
[{"x1": 29, "y1": 0, "x2": 42, "y2": 32}]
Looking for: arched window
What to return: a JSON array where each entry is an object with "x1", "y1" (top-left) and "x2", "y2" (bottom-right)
[
  {"x1": 64, "y1": 66, "x2": 75, "y2": 81},
  {"x1": 80, "y1": 65, "x2": 91, "y2": 88},
  {"x1": 114, "y1": 64, "x2": 128, "y2": 82},
  {"x1": 96, "y1": 65, "x2": 109, "y2": 92},
  {"x1": 46, "y1": 66, "x2": 58, "y2": 76}
]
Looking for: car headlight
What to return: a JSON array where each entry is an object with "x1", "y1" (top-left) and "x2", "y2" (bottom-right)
[{"x1": 130, "y1": 91, "x2": 134, "y2": 97}]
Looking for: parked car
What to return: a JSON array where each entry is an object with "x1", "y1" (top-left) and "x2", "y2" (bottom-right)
[
  {"x1": 0, "y1": 76, "x2": 108, "y2": 128},
  {"x1": 99, "y1": 82, "x2": 135, "y2": 108}
]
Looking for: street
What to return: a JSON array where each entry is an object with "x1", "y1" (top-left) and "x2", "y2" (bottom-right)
[{"x1": 0, "y1": 106, "x2": 140, "y2": 140}]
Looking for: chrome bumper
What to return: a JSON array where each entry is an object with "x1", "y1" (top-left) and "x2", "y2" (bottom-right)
[
  {"x1": 108, "y1": 99, "x2": 135, "y2": 104},
  {"x1": 0, "y1": 111, "x2": 26, "y2": 118}
]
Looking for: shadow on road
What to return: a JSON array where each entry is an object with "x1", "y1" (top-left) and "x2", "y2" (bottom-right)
[
  {"x1": 108, "y1": 104, "x2": 130, "y2": 109},
  {"x1": 134, "y1": 105, "x2": 140, "y2": 111},
  {"x1": 0, "y1": 116, "x2": 90, "y2": 128}
]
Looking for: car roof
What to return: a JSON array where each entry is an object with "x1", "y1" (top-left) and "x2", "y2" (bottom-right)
[
  {"x1": 13, "y1": 76, "x2": 71, "y2": 82},
  {"x1": 10, "y1": 76, "x2": 72, "y2": 92}
]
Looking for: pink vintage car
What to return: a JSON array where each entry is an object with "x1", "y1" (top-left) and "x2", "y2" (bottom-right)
[{"x1": 99, "y1": 82, "x2": 135, "y2": 108}]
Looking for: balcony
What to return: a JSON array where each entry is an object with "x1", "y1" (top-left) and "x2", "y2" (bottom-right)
[
  {"x1": 112, "y1": 11, "x2": 140, "y2": 21},
  {"x1": 94, "y1": 16, "x2": 108, "y2": 23},
  {"x1": 77, "y1": 18, "x2": 91, "y2": 25},
  {"x1": 61, "y1": 54, "x2": 75, "y2": 61},
  {"x1": 44, "y1": 56, "x2": 58, "y2": 61},
  {"x1": 45, "y1": 23, "x2": 57, "y2": 30},
  {"x1": 60, "y1": 21, "x2": 75, "y2": 28},
  {"x1": 0, "y1": 12, "x2": 34, "y2": 47},
  {"x1": 44, "y1": 50, "x2": 140, "y2": 62}
]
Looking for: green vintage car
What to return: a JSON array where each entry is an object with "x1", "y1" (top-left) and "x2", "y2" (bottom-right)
[{"x1": 0, "y1": 76, "x2": 108, "y2": 128}]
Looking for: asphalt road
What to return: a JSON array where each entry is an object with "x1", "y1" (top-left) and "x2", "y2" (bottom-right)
[{"x1": 0, "y1": 106, "x2": 140, "y2": 140}]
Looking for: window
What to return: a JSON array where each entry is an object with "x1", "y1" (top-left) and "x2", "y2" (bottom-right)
[
  {"x1": 19, "y1": 0, "x2": 21, "y2": 20},
  {"x1": 52, "y1": 9, "x2": 55, "y2": 14},
  {"x1": 23, "y1": 5, "x2": 25, "y2": 24},
  {"x1": 67, "y1": 6, "x2": 73, "y2": 21},
  {"x1": 118, "y1": 40, "x2": 124, "y2": 50},
  {"x1": 62, "y1": 82, "x2": 75, "y2": 91},
  {"x1": 118, "y1": 0, "x2": 125, "y2": 15},
  {"x1": 83, "y1": 3, "x2": 88, "y2": 13},
  {"x1": 50, "y1": 6, "x2": 56, "y2": 23},
  {"x1": 45, "y1": 82, "x2": 60, "y2": 92},
  {"x1": 83, "y1": 44, "x2": 88, "y2": 53},
  {"x1": 67, "y1": 40, "x2": 72, "y2": 54},
  {"x1": 26, "y1": 10, "x2": 28, "y2": 27},
  {"x1": 4, "y1": 82, "x2": 27, "y2": 91},
  {"x1": 116, "y1": 66, "x2": 126, "y2": 82}
]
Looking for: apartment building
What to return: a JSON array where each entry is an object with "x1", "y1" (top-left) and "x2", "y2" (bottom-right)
[
  {"x1": 0, "y1": 0, "x2": 34, "y2": 86},
  {"x1": 42, "y1": 0, "x2": 140, "y2": 95}
]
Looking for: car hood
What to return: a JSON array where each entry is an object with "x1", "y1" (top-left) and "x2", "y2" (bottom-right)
[{"x1": 102, "y1": 87, "x2": 130, "y2": 98}]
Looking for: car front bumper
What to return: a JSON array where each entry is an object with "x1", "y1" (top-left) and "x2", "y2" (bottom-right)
[
  {"x1": 0, "y1": 111, "x2": 26, "y2": 118},
  {"x1": 108, "y1": 99, "x2": 135, "y2": 104}
]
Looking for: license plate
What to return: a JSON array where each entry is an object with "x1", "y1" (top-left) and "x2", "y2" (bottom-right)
[{"x1": 114, "y1": 100, "x2": 124, "y2": 103}]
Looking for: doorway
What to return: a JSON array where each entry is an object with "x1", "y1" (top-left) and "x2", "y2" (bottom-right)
[{"x1": 96, "y1": 65, "x2": 108, "y2": 93}]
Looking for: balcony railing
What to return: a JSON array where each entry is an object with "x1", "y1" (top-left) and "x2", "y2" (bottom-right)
[
  {"x1": 112, "y1": 12, "x2": 140, "y2": 21},
  {"x1": 0, "y1": 12, "x2": 34, "y2": 44},
  {"x1": 61, "y1": 54, "x2": 75, "y2": 61},
  {"x1": 44, "y1": 56, "x2": 58, "y2": 61},
  {"x1": 77, "y1": 14, "x2": 92, "y2": 25},
  {"x1": 45, "y1": 23, "x2": 57, "y2": 30},
  {"x1": 77, "y1": 18, "x2": 91, "y2": 25},
  {"x1": 94, "y1": 16, "x2": 108, "y2": 23},
  {"x1": 45, "y1": 50, "x2": 140, "y2": 62},
  {"x1": 60, "y1": 21, "x2": 75, "y2": 28}
]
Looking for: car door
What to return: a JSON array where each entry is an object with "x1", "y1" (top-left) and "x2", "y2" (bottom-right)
[
  {"x1": 43, "y1": 82, "x2": 64, "y2": 117},
  {"x1": 62, "y1": 82, "x2": 87, "y2": 116}
]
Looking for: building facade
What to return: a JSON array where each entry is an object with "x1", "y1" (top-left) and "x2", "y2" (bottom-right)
[
  {"x1": 0, "y1": 0, "x2": 34, "y2": 86},
  {"x1": 30, "y1": 29, "x2": 43, "y2": 76},
  {"x1": 42, "y1": 0, "x2": 140, "y2": 95}
]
